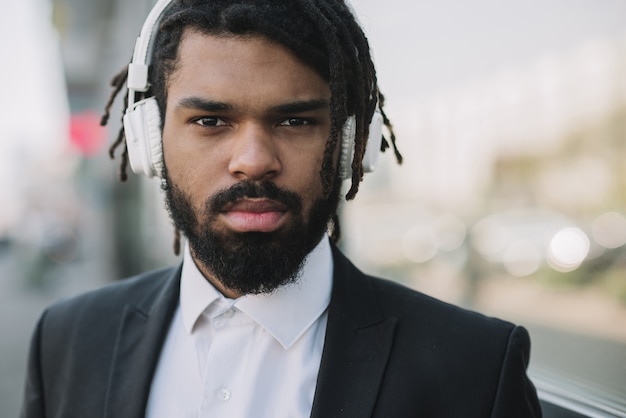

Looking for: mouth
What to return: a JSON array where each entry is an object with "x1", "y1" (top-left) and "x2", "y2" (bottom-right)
[{"x1": 219, "y1": 198, "x2": 289, "y2": 233}]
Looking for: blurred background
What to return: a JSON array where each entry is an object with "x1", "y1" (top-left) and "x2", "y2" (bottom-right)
[{"x1": 1, "y1": 0, "x2": 625, "y2": 415}]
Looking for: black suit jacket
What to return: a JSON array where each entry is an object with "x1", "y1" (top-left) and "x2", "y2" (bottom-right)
[{"x1": 21, "y1": 246, "x2": 542, "y2": 417}]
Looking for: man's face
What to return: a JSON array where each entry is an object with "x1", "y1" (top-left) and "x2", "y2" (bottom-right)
[{"x1": 161, "y1": 29, "x2": 338, "y2": 297}]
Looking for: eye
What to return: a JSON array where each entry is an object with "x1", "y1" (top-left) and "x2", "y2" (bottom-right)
[
  {"x1": 193, "y1": 117, "x2": 227, "y2": 127},
  {"x1": 279, "y1": 118, "x2": 313, "y2": 127}
]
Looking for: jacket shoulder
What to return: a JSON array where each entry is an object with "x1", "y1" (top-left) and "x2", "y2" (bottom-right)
[
  {"x1": 41, "y1": 265, "x2": 180, "y2": 333},
  {"x1": 55, "y1": 265, "x2": 177, "y2": 305},
  {"x1": 331, "y1": 249, "x2": 540, "y2": 416},
  {"x1": 332, "y1": 245, "x2": 515, "y2": 334},
  {"x1": 369, "y1": 274, "x2": 516, "y2": 333}
]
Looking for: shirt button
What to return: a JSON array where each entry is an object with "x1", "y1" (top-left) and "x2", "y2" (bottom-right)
[
  {"x1": 223, "y1": 308, "x2": 235, "y2": 318},
  {"x1": 218, "y1": 388, "x2": 231, "y2": 401}
]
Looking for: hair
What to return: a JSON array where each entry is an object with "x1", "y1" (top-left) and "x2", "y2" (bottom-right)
[{"x1": 101, "y1": 0, "x2": 402, "y2": 248}]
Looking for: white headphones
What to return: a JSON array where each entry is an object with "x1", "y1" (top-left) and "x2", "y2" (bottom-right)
[{"x1": 123, "y1": 0, "x2": 383, "y2": 180}]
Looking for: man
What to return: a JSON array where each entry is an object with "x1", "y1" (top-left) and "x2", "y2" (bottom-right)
[{"x1": 21, "y1": 0, "x2": 542, "y2": 417}]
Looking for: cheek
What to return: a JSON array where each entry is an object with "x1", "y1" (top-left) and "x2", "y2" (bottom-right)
[
  {"x1": 290, "y1": 149, "x2": 327, "y2": 208},
  {"x1": 162, "y1": 121, "x2": 226, "y2": 181},
  {"x1": 162, "y1": 137, "x2": 218, "y2": 217},
  {"x1": 161, "y1": 119, "x2": 185, "y2": 178}
]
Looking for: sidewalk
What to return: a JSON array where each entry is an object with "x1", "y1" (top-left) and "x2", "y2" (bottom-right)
[{"x1": 0, "y1": 246, "x2": 108, "y2": 417}]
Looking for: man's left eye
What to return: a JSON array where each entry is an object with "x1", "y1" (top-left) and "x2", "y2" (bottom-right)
[
  {"x1": 279, "y1": 118, "x2": 311, "y2": 127},
  {"x1": 194, "y1": 117, "x2": 226, "y2": 127}
]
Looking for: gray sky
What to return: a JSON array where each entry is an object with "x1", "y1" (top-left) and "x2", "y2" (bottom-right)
[{"x1": 352, "y1": 0, "x2": 626, "y2": 106}]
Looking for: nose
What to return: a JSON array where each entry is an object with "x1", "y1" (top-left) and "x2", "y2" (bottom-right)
[{"x1": 228, "y1": 123, "x2": 281, "y2": 181}]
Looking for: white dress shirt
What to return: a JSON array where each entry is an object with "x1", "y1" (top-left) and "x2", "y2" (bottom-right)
[{"x1": 146, "y1": 236, "x2": 333, "y2": 418}]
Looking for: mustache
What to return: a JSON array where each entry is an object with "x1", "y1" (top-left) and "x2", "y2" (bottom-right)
[{"x1": 208, "y1": 181, "x2": 303, "y2": 213}]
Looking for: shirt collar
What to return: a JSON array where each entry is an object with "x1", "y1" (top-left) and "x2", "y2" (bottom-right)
[{"x1": 180, "y1": 235, "x2": 333, "y2": 349}]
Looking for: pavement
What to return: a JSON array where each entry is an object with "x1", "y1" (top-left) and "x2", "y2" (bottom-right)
[{"x1": 0, "y1": 242, "x2": 109, "y2": 417}]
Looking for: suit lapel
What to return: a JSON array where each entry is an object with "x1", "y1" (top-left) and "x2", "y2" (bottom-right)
[
  {"x1": 102, "y1": 249, "x2": 393, "y2": 417},
  {"x1": 104, "y1": 266, "x2": 181, "y2": 418},
  {"x1": 311, "y1": 247, "x2": 397, "y2": 418}
]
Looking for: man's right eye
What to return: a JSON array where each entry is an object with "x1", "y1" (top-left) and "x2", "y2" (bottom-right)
[{"x1": 193, "y1": 117, "x2": 226, "y2": 127}]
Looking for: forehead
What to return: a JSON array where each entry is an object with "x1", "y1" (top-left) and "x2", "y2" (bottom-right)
[{"x1": 165, "y1": 29, "x2": 330, "y2": 107}]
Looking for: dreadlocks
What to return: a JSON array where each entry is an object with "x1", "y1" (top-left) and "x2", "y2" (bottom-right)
[{"x1": 101, "y1": 0, "x2": 402, "y2": 247}]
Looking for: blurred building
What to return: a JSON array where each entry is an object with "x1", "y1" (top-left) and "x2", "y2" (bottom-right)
[
  {"x1": 51, "y1": 0, "x2": 177, "y2": 280},
  {"x1": 343, "y1": 35, "x2": 626, "y2": 317},
  {"x1": 0, "y1": 1, "x2": 71, "y2": 240}
]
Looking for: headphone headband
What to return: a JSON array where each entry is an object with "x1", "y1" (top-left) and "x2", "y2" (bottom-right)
[
  {"x1": 127, "y1": 0, "x2": 174, "y2": 97},
  {"x1": 122, "y1": 0, "x2": 382, "y2": 181}
]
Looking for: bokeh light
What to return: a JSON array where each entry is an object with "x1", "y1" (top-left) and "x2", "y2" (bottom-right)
[
  {"x1": 592, "y1": 212, "x2": 626, "y2": 249},
  {"x1": 547, "y1": 227, "x2": 590, "y2": 272},
  {"x1": 433, "y1": 214, "x2": 467, "y2": 252},
  {"x1": 402, "y1": 225, "x2": 438, "y2": 263},
  {"x1": 502, "y1": 240, "x2": 542, "y2": 277}
]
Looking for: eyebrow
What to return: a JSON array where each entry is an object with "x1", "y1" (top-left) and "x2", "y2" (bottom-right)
[
  {"x1": 175, "y1": 97, "x2": 233, "y2": 112},
  {"x1": 268, "y1": 99, "x2": 329, "y2": 114},
  {"x1": 174, "y1": 96, "x2": 329, "y2": 114}
]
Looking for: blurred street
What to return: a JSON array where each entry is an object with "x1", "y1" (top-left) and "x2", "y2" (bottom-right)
[
  {"x1": 0, "y1": 241, "x2": 108, "y2": 416},
  {"x1": 528, "y1": 324, "x2": 626, "y2": 405}
]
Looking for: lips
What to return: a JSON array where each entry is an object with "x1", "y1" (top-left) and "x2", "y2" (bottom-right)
[{"x1": 220, "y1": 198, "x2": 288, "y2": 232}]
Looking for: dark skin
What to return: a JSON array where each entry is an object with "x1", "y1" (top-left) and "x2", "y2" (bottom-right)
[{"x1": 161, "y1": 30, "x2": 337, "y2": 298}]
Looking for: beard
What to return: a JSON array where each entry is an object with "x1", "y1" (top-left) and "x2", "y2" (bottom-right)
[{"x1": 162, "y1": 167, "x2": 340, "y2": 296}]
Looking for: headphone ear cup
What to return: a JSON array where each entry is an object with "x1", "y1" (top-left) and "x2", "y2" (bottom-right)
[
  {"x1": 339, "y1": 111, "x2": 383, "y2": 181},
  {"x1": 339, "y1": 116, "x2": 356, "y2": 180},
  {"x1": 362, "y1": 110, "x2": 383, "y2": 173},
  {"x1": 123, "y1": 97, "x2": 163, "y2": 178}
]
